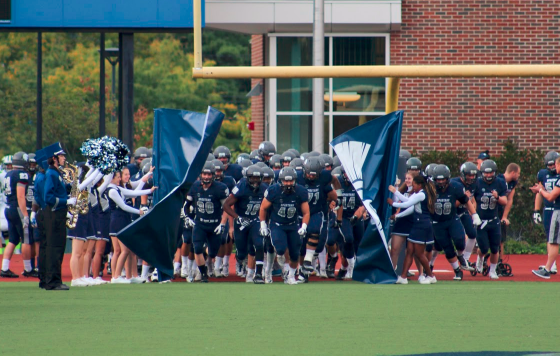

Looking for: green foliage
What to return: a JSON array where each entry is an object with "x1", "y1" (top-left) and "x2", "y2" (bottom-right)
[
  {"x1": 0, "y1": 31, "x2": 251, "y2": 159},
  {"x1": 415, "y1": 139, "x2": 546, "y2": 245},
  {"x1": 504, "y1": 240, "x2": 547, "y2": 255}
]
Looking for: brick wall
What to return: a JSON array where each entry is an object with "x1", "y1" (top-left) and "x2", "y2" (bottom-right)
[
  {"x1": 392, "y1": 0, "x2": 560, "y2": 159},
  {"x1": 251, "y1": 35, "x2": 265, "y2": 150}
]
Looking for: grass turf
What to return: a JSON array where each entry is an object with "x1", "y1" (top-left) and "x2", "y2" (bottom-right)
[{"x1": 3, "y1": 281, "x2": 559, "y2": 356}]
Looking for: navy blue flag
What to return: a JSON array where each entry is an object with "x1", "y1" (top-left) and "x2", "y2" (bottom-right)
[
  {"x1": 330, "y1": 110, "x2": 404, "y2": 284},
  {"x1": 118, "y1": 107, "x2": 225, "y2": 281}
]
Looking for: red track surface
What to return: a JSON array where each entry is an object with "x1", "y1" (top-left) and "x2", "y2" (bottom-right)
[{"x1": 0, "y1": 254, "x2": 557, "y2": 283}]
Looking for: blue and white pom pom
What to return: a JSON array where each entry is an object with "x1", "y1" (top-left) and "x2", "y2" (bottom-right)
[{"x1": 80, "y1": 136, "x2": 130, "y2": 174}]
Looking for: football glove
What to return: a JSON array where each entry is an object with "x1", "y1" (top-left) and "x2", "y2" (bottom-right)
[
  {"x1": 236, "y1": 216, "x2": 251, "y2": 229},
  {"x1": 214, "y1": 224, "x2": 225, "y2": 235},
  {"x1": 349, "y1": 215, "x2": 359, "y2": 226},
  {"x1": 472, "y1": 213, "x2": 482, "y2": 227},
  {"x1": 297, "y1": 223, "x2": 307, "y2": 236},
  {"x1": 533, "y1": 211, "x2": 542, "y2": 224},
  {"x1": 30, "y1": 211, "x2": 37, "y2": 228},
  {"x1": 259, "y1": 221, "x2": 269, "y2": 236},
  {"x1": 23, "y1": 216, "x2": 30, "y2": 229},
  {"x1": 184, "y1": 217, "x2": 195, "y2": 229}
]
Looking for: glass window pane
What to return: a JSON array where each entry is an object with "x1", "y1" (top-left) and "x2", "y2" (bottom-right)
[
  {"x1": 332, "y1": 37, "x2": 386, "y2": 112},
  {"x1": 277, "y1": 37, "x2": 329, "y2": 112},
  {"x1": 332, "y1": 115, "x2": 381, "y2": 141},
  {"x1": 277, "y1": 115, "x2": 312, "y2": 153}
]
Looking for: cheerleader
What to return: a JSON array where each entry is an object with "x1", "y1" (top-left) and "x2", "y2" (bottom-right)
[
  {"x1": 388, "y1": 174, "x2": 437, "y2": 285},
  {"x1": 68, "y1": 165, "x2": 102, "y2": 287},
  {"x1": 90, "y1": 172, "x2": 113, "y2": 284},
  {"x1": 107, "y1": 168, "x2": 155, "y2": 284},
  {"x1": 388, "y1": 172, "x2": 414, "y2": 270}
]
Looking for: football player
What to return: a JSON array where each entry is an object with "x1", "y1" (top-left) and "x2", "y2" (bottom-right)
[
  {"x1": 0, "y1": 156, "x2": 13, "y2": 248},
  {"x1": 450, "y1": 162, "x2": 482, "y2": 266},
  {"x1": 255, "y1": 141, "x2": 276, "y2": 166},
  {"x1": 281, "y1": 151, "x2": 296, "y2": 167},
  {"x1": 127, "y1": 147, "x2": 150, "y2": 177},
  {"x1": 1, "y1": 152, "x2": 32, "y2": 278},
  {"x1": 406, "y1": 157, "x2": 422, "y2": 175},
  {"x1": 473, "y1": 160, "x2": 507, "y2": 279},
  {"x1": 224, "y1": 165, "x2": 267, "y2": 283},
  {"x1": 534, "y1": 151, "x2": 560, "y2": 274},
  {"x1": 497, "y1": 163, "x2": 521, "y2": 261},
  {"x1": 184, "y1": 162, "x2": 230, "y2": 283},
  {"x1": 212, "y1": 159, "x2": 236, "y2": 278},
  {"x1": 259, "y1": 167, "x2": 310, "y2": 285},
  {"x1": 530, "y1": 155, "x2": 560, "y2": 279},
  {"x1": 214, "y1": 146, "x2": 243, "y2": 182}
]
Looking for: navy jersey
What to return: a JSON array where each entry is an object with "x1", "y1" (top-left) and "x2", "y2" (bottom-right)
[
  {"x1": 296, "y1": 170, "x2": 333, "y2": 215},
  {"x1": 538, "y1": 169, "x2": 559, "y2": 209},
  {"x1": 26, "y1": 172, "x2": 36, "y2": 210},
  {"x1": 433, "y1": 181, "x2": 469, "y2": 222},
  {"x1": 126, "y1": 163, "x2": 140, "y2": 178},
  {"x1": 232, "y1": 180, "x2": 267, "y2": 219},
  {"x1": 187, "y1": 181, "x2": 229, "y2": 225},
  {"x1": 33, "y1": 171, "x2": 47, "y2": 209},
  {"x1": 450, "y1": 177, "x2": 475, "y2": 215},
  {"x1": 217, "y1": 176, "x2": 236, "y2": 193},
  {"x1": 265, "y1": 183, "x2": 308, "y2": 225},
  {"x1": 273, "y1": 169, "x2": 280, "y2": 183},
  {"x1": 337, "y1": 176, "x2": 362, "y2": 219},
  {"x1": 473, "y1": 178, "x2": 507, "y2": 220},
  {"x1": 224, "y1": 163, "x2": 243, "y2": 182},
  {"x1": 4, "y1": 169, "x2": 29, "y2": 209}
]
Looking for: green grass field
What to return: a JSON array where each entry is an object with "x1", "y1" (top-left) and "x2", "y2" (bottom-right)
[{"x1": 3, "y1": 281, "x2": 559, "y2": 356}]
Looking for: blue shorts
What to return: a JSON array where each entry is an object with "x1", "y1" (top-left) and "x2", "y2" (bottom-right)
[
  {"x1": 307, "y1": 212, "x2": 324, "y2": 236},
  {"x1": 5, "y1": 207, "x2": 31, "y2": 245},
  {"x1": 476, "y1": 218, "x2": 501, "y2": 255},
  {"x1": 459, "y1": 213, "x2": 477, "y2": 240},
  {"x1": 182, "y1": 226, "x2": 193, "y2": 245},
  {"x1": 234, "y1": 219, "x2": 262, "y2": 261},
  {"x1": 97, "y1": 211, "x2": 111, "y2": 242},
  {"x1": 408, "y1": 218, "x2": 434, "y2": 245},
  {"x1": 193, "y1": 224, "x2": 221, "y2": 258},
  {"x1": 270, "y1": 222, "x2": 301, "y2": 262},
  {"x1": 433, "y1": 218, "x2": 465, "y2": 259}
]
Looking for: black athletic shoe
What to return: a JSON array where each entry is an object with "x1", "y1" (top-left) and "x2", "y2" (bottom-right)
[
  {"x1": 326, "y1": 255, "x2": 338, "y2": 278},
  {"x1": 1, "y1": 269, "x2": 19, "y2": 278},
  {"x1": 48, "y1": 284, "x2": 69, "y2": 291},
  {"x1": 335, "y1": 269, "x2": 347, "y2": 280},
  {"x1": 107, "y1": 265, "x2": 112, "y2": 275},
  {"x1": 532, "y1": 268, "x2": 551, "y2": 279},
  {"x1": 453, "y1": 268, "x2": 463, "y2": 281},
  {"x1": 302, "y1": 260, "x2": 314, "y2": 273},
  {"x1": 253, "y1": 273, "x2": 265, "y2": 284},
  {"x1": 22, "y1": 269, "x2": 39, "y2": 278},
  {"x1": 201, "y1": 273, "x2": 209, "y2": 283},
  {"x1": 457, "y1": 255, "x2": 472, "y2": 271}
]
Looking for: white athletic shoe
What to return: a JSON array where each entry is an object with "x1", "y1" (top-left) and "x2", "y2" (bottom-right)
[
  {"x1": 418, "y1": 275, "x2": 431, "y2": 285},
  {"x1": 180, "y1": 266, "x2": 188, "y2": 278},
  {"x1": 222, "y1": 264, "x2": 229, "y2": 277},
  {"x1": 319, "y1": 269, "x2": 327, "y2": 278},
  {"x1": 71, "y1": 278, "x2": 89, "y2": 287},
  {"x1": 287, "y1": 276, "x2": 298, "y2": 285},
  {"x1": 552, "y1": 261, "x2": 558, "y2": 273},
  {"x1": 476, "y1": 256, "x2": 484, "y2": 274},
  {"x1": 345, "y1": 267, "x2": 353, "y2": 280},
  {"x1": 246, "y1": 271, "x2": 254, "y2": 283},
  {"x1": 265, "y1": 272, "x2": 273, "y2": 284},
  {"x1": 173, "y1": 267, "x2": 181, "y2": 278},
  {"x1": 194, "y1": 269, "x2": 201, "y2": 282},
  {"x1": 130, "y1": 276, "x2": 146, "y2": 284},
  {"x1": 121, "y1": 269, "x2": 126, "y2": 277},
  {"x1": 81, "y1": 277, "x2": 95, "y2": 286},
  {"x1": 396, "y1": 276, "x2": 408, "y2": 284},
  {"x1": 159, "y1": 279, "x2": 172, "y2": 284},
  {"x1": 94, "y1": 277, "x2": 108, "y2": 285},
  {"x1": 111, "y1": 276, "x2": 131, "y2": 284},
  {"x1": 214, "y1": 268, "x2": 223, "y2": 278},
  {"x1": 151, "y1": 269, "x2": 159, "y2": 282},
  {"x1": 489, "y1": 271, "x2": 499, "y2": 280},
  {"x1": 428, "y1": 275, "x2": 437, "y2": 284}
]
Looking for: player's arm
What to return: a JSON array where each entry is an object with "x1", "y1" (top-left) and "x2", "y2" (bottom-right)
[
  {"x1": 259, "y1": 198, "x2": 272, "y2": 222},
  {"x1": 501, "y1": 188, "x2": 516, "y2": 221},
  {"x1": 300, "y1": 201, "x2": 310, "y2": 225},
  {"x1": 540, "y1": 186, "x2": 560, "y2": 202},
  {"x1": 17, "y1": 185, "x2": 29, "y2": 218},
  {"x1": 331, "y1": 175, "x2": 342, "y2": 191},
  {"x1": 223, "y1": 194, "x2": 239, "y2": 219}
]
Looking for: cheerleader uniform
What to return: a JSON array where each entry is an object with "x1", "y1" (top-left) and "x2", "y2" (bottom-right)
[
  {"x1": 391, "y1": 187, "x2": 413, "y2": 238},
  {"x1": 392, "y1": 189, "x2": 434, "y2": 245},
  {"x1": 107, "y1": 182, "x2": 152, "y2": 235},
  {"x1": 96, "y1": 174, "x2": 113, "y2": 242},
  {"x1": 67, "y1": 169, "x2": 102, "y2": 241}
]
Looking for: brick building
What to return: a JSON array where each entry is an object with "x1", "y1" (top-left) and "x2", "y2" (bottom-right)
[{"x1": 207, "y1": 0, "x2": 560, "y2": 159}]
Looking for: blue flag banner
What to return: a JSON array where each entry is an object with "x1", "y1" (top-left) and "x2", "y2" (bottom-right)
[
  {"x1": 118, "y1": 107, "x2": 225, "y2": 281},
  {"x1": 330, "y1": 110, "x2": 404, "y2": 284}
]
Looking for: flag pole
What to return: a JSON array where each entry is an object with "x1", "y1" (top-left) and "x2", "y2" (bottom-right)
[{"x1": 386, "y1": 78, "x2": 400, "y2": 113}]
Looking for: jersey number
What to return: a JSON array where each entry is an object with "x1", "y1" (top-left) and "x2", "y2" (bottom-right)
[
  {"x1": 26, "y1": 186, "x2": 34, "y2": 202},
  {"x1": 342, "y1": 196, "x2": 355, "y2": 210},
  {"x1": 197, "y1": 201, "x2": 215, "y2": 214},
  {"x1": 278, "y1": 206, "x2": 297, "y2": 219},
  {"x1": 244, "y1": 203, "x2": 261, "y2": 216},
  {"x1": 480, "y1": 196, "x2": 497, "y2": 210},
  {"x1": 3, "y1": 177, "x2": 11, "y2": 196},
  {"x1": 308, "y1": 192, "x2": 320, "y2": 205},
  {"x1": 434, "y1": 202, "x2": 452, "y2": 215}
]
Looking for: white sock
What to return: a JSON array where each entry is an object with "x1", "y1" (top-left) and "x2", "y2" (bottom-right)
[
  {"x1": 463, "y1": 238, "x2": 476, "y2": 260},
  {"x1": 430, "y1": 252, "x2": 438, "y2": 266},
  {"x1": 215, "y1": 257, "x2": 223, "y2": 271},
  {"x1": 304, "y1": 249, "x2": 314, "y2": 262},
  {"x1": 247, "y1": 268, "x2": 255, "y2": 277},
  {"x1": 141, "y1": 265, "x2": 150, "y2": 279},
  {"x1": 277, "y1": 254, "x2": 286, "y2": 266},
  {"x1": 490, "y1": 263, "x2": 497, "y2": 274},
  {"x1": 266, "y1": 252, "x2": 276, "y2": 273},
  {"x1": 347, "y1": 257, "x2": 355, "y2": 269},
  {"x1": 108, "y1": 252, "x2": 113, "y2": 262},
  {"x1": 224, "y1": 255, "x2": 230, "y2": 266},
  {"x1": 181, "y1": 256, "x2": 189, "y2": 267},
  {"x1": 187, "y1": 259, "x2": 194, "y2": 273},
  {"x1": 137, "y1": 258, "x2": 143, "y2": 266},
  {"x1": 23, "y1": 259, "x2": 32, "y2": 272},
  {"x1": 318, "y1": 250, "x2": 327, "y2": 271},
  {"x1": 553, "y1": 261, "x2": 557, "y2": 270},
  {"x1": 451, "y1": 260, "x2": 459, "y2": 270},
  {"x1": 330, "y1": 252, "x2": 338, "y2": 258},
  {"x1": 2, "y1": 259, "x2": 10, "y2": 271},
  {"x1": 174, "y1": 261, "x2": 181, "y2": 270},
  {"x1": 288, "y1": 267, "x2": 296, "y2": 278},
  {"x1": 340, "y1": 264, "x2": 347, "y2": 271}
]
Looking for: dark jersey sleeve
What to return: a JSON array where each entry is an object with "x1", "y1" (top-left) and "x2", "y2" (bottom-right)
[
  {"x1": 452, "y1": 181, "x2": 469, "y2": 205},
  {"x1": 295, "y1": 185, "x2": 309, "y2": 203}
]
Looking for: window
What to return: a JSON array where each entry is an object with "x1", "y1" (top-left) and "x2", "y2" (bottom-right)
[
  {"x1": 0, "y1": 0, "x2": 11, "y2": 22},
  {"x1": 271, "y1": 34, "x2": 388, "y2": 154}
]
